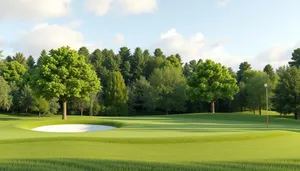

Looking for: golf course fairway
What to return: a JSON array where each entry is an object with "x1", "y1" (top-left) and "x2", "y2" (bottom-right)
[{"x1": 1, "y1": 113, "x2": 300, "y2": 171}]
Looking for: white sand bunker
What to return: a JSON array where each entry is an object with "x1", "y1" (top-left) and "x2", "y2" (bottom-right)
[{"x1": 32, "y1": 124, "x2": 116, "y2": 133}]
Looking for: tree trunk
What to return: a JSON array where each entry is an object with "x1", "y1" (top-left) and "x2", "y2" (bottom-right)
[
  {"x1": 80, "y1": 108, "x2": 83, "y2": 116},
  {"x1": 259, "y1": 107, "x2": 262, "y2": 115},
  {"x1": 39, "y1": 111, "x2": 40, "y2": 118},
  {"x1": 211, "y1": 101, "x2": 215, "y2": 113},
  {"x1": 90, "y1": 101, "x2": 93, "y2": 117},
  {"x1": 295, "y1": 113, "x2": 299, "y2": 120},
  {"x1": 166, "y1": 109, "x2": 169, "y2": 115},
  {"x1": 253, "y1": 110, "x2": 255, "y2": 115},
  {"x1": 62, "y1": 101, "x2": 67, "y2": 120}
]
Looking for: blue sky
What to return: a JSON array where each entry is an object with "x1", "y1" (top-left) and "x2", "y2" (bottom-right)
[{"x1": 0, "y1": 0, "x2": 300, "y2": 70}]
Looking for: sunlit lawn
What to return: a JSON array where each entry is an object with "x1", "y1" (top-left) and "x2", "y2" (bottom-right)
[{"x1": 0, "y1": 112, "x2": 299, "y2": 170}]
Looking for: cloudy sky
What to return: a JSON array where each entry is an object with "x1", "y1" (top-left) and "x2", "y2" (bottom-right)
[{"x1": 0, "y1": 0, "x2": 299, "y2": 71}]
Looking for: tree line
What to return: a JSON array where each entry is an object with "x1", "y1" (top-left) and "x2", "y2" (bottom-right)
[{"x1": 0, "y1": 47, "x2": 300, "y2": 119}]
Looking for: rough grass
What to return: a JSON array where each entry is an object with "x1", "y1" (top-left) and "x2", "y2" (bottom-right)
[{"x1": 0, "y1": 113, "x2": 300, "y2": 170}]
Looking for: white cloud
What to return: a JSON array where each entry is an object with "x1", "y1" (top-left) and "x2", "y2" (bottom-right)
[
  {"x1": 253, "y1": 42, "x2": 300, "y2": 70},
  {"x1": 84, "y1": 0, "x2": 158, "y2": 16},
  {"x1": 153, "y1": 29, "x2": 300, "y2": 71},
  {"x1": 0, "y1": 0, "x2": 72, "y2": 21},
  {"x1": 155, "y1": 28, "x2": 205, "y2": 60},
  {"x1": 154, "y1": 28, "x2": 246, "y2": 69},
  {"x1": 64, "y1": 20, "x2": 84, "y2": 29},
  {"x1": 84, "y1": 0, "x2": 112, "y2": 16},
  {"x1": 216, "y1": 0, "x2": 228, "y2": 7},
  {"x1": 113, "y1": 34, "x2": 125, "y2": 44},
  {"x1": 11, "y1": 23, "x2": 84, "y2": 58}
]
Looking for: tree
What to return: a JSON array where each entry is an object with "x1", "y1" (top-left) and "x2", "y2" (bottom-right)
[
  {"x1": 273, "y1": 66, "x2": 300, "y2": 119},
  {"x1": 189, "y1": 60, "x2": 198, "y2": 72},
  {"x1": 121, "y1": 61, "x2": 132, "y2": 85},
  {"x1": 288, "y1": 48, "x2": 300, "y2": 67},
  {"x1": 73, "y1": 98, "x2": 89, "y2": 116},
  {"x1": 5, "y1": 56, "x2": 13, "y2": 62},
  {"x1": 0, "y1": 61, "x2": 27, "y2": 84},
  {"x1": 0, "y1": 76, "x2": 12, "y2": 111},
  {"x1": 105, "y1": 71, "x2": 128, "y2": 106},
  {"x1": 119, "y1": 47, "x2": 131, "y2": 61},
  {"x1": 48, "y1": 98, "x2": 60, "y2": 114},
  {"x1": 34, "y1": 46, "x2": 101, "y2": 120},
  {"x1": 27, "y1": 55, "x2": 35, "y2": 68},
  {"x1": 9, "y1": 82, "x2": 22, "y2": 114},
  {"x1": 129, "y1": 76, "x2": 151, "y2": 113},
  {"x1": 245, "y1": 71, "x2": 272, "y2": 115},
  {"x1": 130, "y1": 47, "x2": 145, "y2": 81},
  {"x1": 20, "y1": 84, "x2": 33, "y2": 113},
  {"x1": 37, "y1": 50, "x2": 48, "y2": 66},
  {"x1": 263, "y1": 64, "x2": 277, "y2": 84},
  {"x1": 13, "y1": 53, "x2": 27, "y2": 65},
  {"x1": 78, "y1": 46, "x2": 90, "y2": 62},
  {"x1": 175, "y1": 53, "x2": 183, "y2": 65},
  {"x1": 88, "y1": 91, "x2": 100, "y2": 116},
  {"x1": 103, "y1": 49, "x2": 118, "y2": 72},
  {"x1": 90, "y1": 49, "x2": 103, "y2": 65},
  {"x1": 144, "y1": 56, "x2": 164, "y2": 78},
  {"x1": 143, "y1": 49, "x2": 151, "y2": 62},
  {"x1": 237, "y1": 62, "x2": 252, "y2": 82},
  {"x1": 148, "y1": 67, "x2": 187, "y2": 114},
  {"x1": 154, "y1": 48, "x2": 165, "y2": 58},
  {"x1": 187, "y1": 60, "x2": 239, "y2": 113},
  {"x1": 31, "y1": 97, "x2": 49, "y2": 117},
  {"x1": 183, "y1": 63, "x2": 191, "y2": 78},
  {"x1": 162, "y1": 55, "x2": 181, "y2": 69}
]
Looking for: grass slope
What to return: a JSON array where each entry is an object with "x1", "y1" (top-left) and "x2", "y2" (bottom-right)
[{"x1": 0, "y1": 113, "x2": 300, "y2": 170}]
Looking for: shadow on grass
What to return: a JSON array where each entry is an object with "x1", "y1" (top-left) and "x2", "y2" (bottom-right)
[
  {"x1": 0, "y1": 158, "x2": 300, "y2": 171},
  {"x1": 0, "y1": 117, "x2": 20, "y2": 121}
]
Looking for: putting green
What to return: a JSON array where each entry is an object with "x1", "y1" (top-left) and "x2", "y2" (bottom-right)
[{"x1": 0, "y1": 113, "x2": 300, "y2": 171}]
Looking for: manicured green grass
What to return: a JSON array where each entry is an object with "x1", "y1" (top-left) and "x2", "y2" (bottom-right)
[{"x1": 0, "y1": 113, "x2": 300, "y2": 170}]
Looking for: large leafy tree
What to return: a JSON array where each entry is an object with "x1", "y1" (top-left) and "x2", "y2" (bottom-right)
[
  {"x1": 288, "y1": 48, "x2": 300, "y2": 67},
  {"x1": 273, "y1": 66, "x2": 300, "y2": 119},
  {"x1": 0, "y1": 61, "x2": 27, "y2": 85},
  {"x1": 245, "y1": 71, "x2": 272, "y2": 115},
  {"x1": 34, "y1": 46, "x2": 101, "y2": 120},
  {"x1": 0, "y1": 76, "x2": 12, "y2": 111},
  {"x1": 187, "y1": 60, "x2": 239, "y2": 113},
  {"x1": 148, "y1": 66, "x2": 187, "y2": 114}
]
